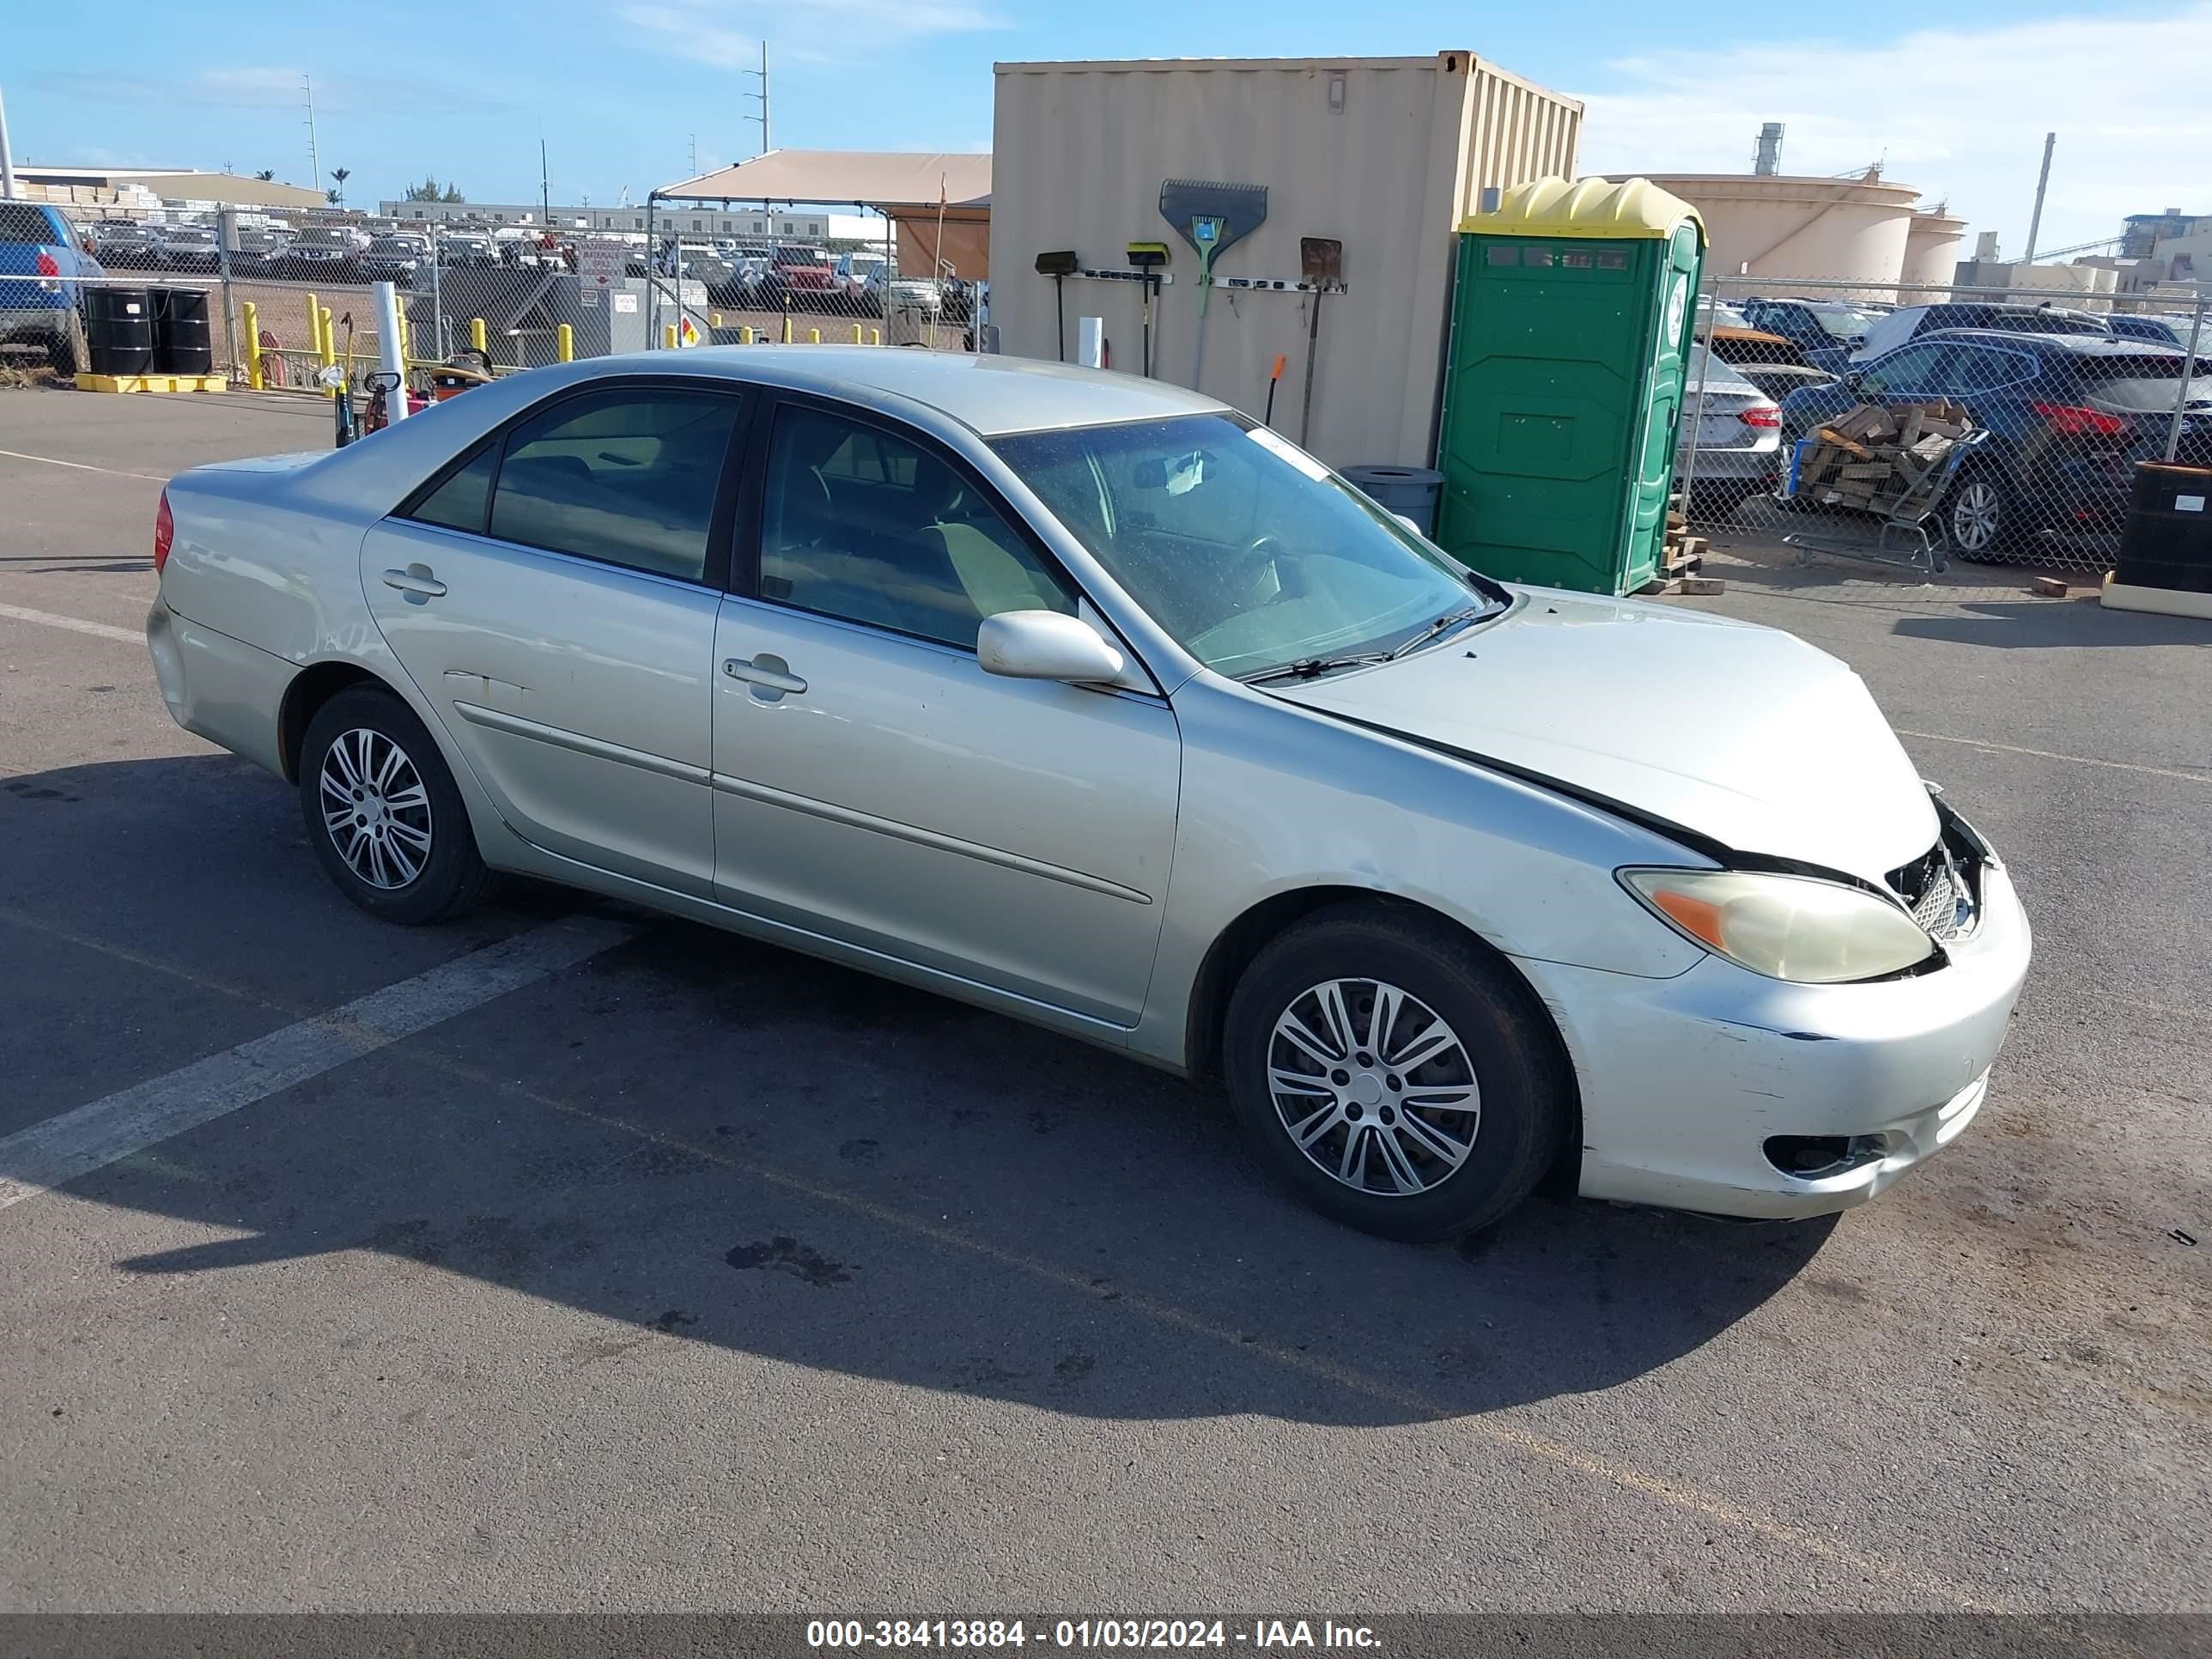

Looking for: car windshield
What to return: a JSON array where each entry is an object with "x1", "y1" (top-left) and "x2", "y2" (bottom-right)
[
  {"x1": 993, "y1": 412, "x2": 1501, "y2": 681},
  {"x1": 1812, "y1": 307, "x2": 1875, "y2": 340}
]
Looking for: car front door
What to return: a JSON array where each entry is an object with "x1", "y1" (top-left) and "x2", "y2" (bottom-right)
[
  {"x1": 362, "y1": 380, "x2": 748, "y2": 897},
  {"x1": 708, "y1": 398, "x2": 1182, "y2": 1029},
  {"x1": 1854, "y1": 341, "x2": 1960, "y2": 404}
]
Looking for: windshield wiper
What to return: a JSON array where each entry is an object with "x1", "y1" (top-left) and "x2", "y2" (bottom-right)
[
  {"x1": 1385, "y1": 605, "x2": 1493, "y2": 659},
  {"x1": 1238, "y1": 653, "x2": 1393, "y2": 686}
]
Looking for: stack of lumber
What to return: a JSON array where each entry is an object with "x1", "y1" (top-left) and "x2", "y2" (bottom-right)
[{"x1": 1794, "y1": 400, "x2": 1972, "y2": 513}]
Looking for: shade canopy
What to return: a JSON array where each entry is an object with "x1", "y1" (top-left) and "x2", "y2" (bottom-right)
[{"x1": 656, "y1": 149, "x2": 991, "y2": 211}]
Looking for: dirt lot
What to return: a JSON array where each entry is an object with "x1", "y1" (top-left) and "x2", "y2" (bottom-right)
[{"x1": 0, "y1": 385, "x2": 2206, "y2": 1624}]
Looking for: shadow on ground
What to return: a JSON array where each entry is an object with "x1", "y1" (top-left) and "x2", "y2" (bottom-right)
[{"x1": 5, "y1": 755, "x2": 1836, "y2": 1426}]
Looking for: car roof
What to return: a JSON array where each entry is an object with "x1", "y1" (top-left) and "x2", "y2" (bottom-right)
[
  {"x1": 595, "y1": 345, "x2": 1229, "y2": 436},
  {"x1": 1912, "y1": 328, "x2": 2179, "y2": 358}
]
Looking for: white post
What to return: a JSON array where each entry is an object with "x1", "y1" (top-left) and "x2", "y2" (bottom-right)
[
  {"x1": 373, "y1": 281, "x2": 410, "y2": 423},
  {"x1": 1077, "y1": 316, "x2": 1104, "y2": 368},
  {"x1": 0, "y1": 82, "x2": 18, "y2": 198}
]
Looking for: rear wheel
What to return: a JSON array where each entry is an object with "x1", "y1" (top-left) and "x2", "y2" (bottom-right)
[
  {"x1": 50, "y1": 308, "x2": 88, "y2": 378},
  {"x1": 299, "y1": 685, "x2": 488, "y2": 925},
  {"x1": 1224, "y1": 904, "x2": 1570, "y2": 1241},
  {"x1": 1946, "y1": 472, "x2": 2017, "y2": 562}
]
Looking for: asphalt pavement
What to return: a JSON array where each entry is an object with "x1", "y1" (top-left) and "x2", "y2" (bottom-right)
[{"x1": 0, "y1": 384, "x2": 2206, "y2": 1620}]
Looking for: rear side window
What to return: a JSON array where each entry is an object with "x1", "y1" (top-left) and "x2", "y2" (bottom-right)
[
  {"x1": 1944, "y1": 347, "x2": 2038, "y2": 393},
  {"x1": 408, "y1": 445, "x2": 498, "y2": 535},
  {"x1": 0, "y1": 204, "x2": 60, "y2": 244},
  {"x1": 487, "y1": 389, "x2": 742, "y2": 581}
]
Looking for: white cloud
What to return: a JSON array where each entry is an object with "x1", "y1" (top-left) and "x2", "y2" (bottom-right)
[
  {"x1": 1571, "y1": 3, "x2": 2212, "y2": 261},
  {"x1": 618, "y1": 0, "x2": 997, "y2": 70}
]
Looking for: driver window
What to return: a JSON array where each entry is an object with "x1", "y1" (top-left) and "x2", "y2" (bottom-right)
[{"x1": 759, "y1": 406, "x2": 1074, "y2": 651}]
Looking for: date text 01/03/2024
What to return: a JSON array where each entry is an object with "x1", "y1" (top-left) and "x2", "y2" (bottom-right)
[{"x1": 805, "y1": 1620, "x2": 1382, "y2": 1650}]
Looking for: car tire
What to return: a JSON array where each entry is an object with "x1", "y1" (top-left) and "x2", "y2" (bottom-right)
[
  {"x1": 1945, "y1": 471, "x2": 2017, "y2": 562},
  {"x1": 51, "y1": 308, "x2": 88, "y2": 378},
  {"x1": 299, "y1": 685, "x2": 489, "y2": 926},
  {"x1": 1224, "y1": 902, "x2": 1571, "y2": 1241}
]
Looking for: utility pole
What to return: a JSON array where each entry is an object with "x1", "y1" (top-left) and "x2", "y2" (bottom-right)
[
  {"x1": 540, "y1": 136, "x2": 550, "y2": 225},
  {"x1": 303, "y1": 74, "x2": 321, "y2": 194},
  {"x1": 690, "y1": 133, "x2": 698, "y2": 177},
  {"x1": 0, "y1": 82, "x2": 19, "y2": 199},
  {"x1": 2023, "y1": 131, "x2": 2056, "y2": 264},
  {"x1": 744, "y1": 43, "x2": 770, "y2": 156}
]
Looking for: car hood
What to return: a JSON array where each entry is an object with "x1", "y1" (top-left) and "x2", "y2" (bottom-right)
[{"x1": 1270, "y1": 588, "x2": 1938, "y2": 884}]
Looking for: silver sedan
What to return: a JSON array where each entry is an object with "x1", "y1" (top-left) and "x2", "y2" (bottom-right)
[{"x1": 145, "y1": 348, "x2": 2030, "y2": 1239}]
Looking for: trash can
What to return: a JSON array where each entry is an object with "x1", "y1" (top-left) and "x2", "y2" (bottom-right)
[
  {"x1": 1431, "y1": 177, "x2": 1706, "y2": 595},
  {"x1": 1343, "y1": 465, "x2": 1445, "y2": 537},
  {"x1": 85, "y1": 288, "x2": 155, "y2": 377},
  {"x1": 2116, "y1": 461, "x2": 2212, "y2": 593},
  {"x1": 152, "y1": 288, "x2": 214, "y2": 376}
]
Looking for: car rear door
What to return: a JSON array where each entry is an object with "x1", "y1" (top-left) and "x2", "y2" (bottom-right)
[
  {"x1": 362, "y1": 379, "x2": 749, "y2": 897},
  {"x1": 707, "y1": 395, "x2": 1182, "y2": 1028}
]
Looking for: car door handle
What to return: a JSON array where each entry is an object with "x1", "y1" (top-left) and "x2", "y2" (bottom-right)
[
  {"x1": 722, "y1": 655, "x2": 807, "y2": 696},
  {"x1": 381, "y1": 567, "x2": 447, "y2": 598}
]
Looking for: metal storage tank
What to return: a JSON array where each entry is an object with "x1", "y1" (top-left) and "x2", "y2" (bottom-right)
[
  {"x1": 990, "y1": 53, "x2": 1583, "y2": 468},
  {"x1": 1629, "y1": 172, "x2": 1919, "y2": 293},
  {"x1": 1900, "y1": 207, "x2": 1968, "y2": 295}
]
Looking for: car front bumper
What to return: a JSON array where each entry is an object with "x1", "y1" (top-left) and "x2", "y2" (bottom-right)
[{"x1": 1517, "y1": 860, "x2": 2031, "y2": 1220}]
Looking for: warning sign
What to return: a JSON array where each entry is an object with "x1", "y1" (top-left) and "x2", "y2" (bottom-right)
[{"x1": 580, "y1": 239, "x2": 626, "y2": 289}]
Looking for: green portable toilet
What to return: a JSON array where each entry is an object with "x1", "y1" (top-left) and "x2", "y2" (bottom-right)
[{"x1": 1431, "y1": 177, "x2": 1706, "y2": 596}]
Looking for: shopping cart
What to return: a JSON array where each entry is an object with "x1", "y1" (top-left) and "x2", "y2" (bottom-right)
[{"x1": 1781, "y1": 427, "x2": 1989, "y2": 577}]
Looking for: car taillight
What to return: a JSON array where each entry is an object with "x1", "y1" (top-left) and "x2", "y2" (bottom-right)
[
  {"x1": 2033, "y1": 401, "x2": 2127, "y2": 438},
  {"x1": 35, "y1": 250, "x2": 59, "y2": 277},
  {"x1": 154, "y1": 490, "x2": 173, "y2": 574},
  {"x1": 1739, "y1": 405, "x2": 1782, "y2": 428}
]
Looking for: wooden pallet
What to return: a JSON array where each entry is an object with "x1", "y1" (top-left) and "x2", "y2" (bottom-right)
[{"x1": 75, "y1": 373, "x2": 227, "y2": 395}]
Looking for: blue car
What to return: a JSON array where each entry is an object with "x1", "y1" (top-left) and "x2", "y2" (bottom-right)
[
  {"x1": 1778, "y1": 329, "x2": 2212, "y2": 559},
  {"x1": 0, "y1": 201, "x2": 103, "y2": 375}
]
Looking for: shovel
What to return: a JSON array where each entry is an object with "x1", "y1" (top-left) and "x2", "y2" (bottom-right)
[
  {"x1": 1160, "y1": 179, "x2": 1267, "y2": 388},
  {"x1": 1297, "y1": 237, "x2": 1341, "y2": 447}
]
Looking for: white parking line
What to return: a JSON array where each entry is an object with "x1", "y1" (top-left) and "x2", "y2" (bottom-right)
[
  {"x1": 0, "y1": 601, "x2": 146, "y2": 647},
  {"x1": 1898, "y1": 728, "x2": 2212, "y2": 787},
  {"x1": 0, "y1": 447, "x2": 167, "y2": 482},
  {"x1": 0, "y1": 916, "x2": 632, "y2": 1212}
]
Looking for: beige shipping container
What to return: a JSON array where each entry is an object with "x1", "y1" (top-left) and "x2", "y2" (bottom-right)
[{"x1": 990, "y1": 53, "x2": 1582, "y2": 467}]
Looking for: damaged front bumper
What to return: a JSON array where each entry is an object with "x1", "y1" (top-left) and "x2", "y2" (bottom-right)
[{"x1": 1517, "y1": 860, "x2": 2031, "y2": 1221}]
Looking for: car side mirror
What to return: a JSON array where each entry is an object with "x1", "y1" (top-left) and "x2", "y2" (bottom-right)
[{"x1": 977, "y1": 611, "x2": 1126, "y2": 685}]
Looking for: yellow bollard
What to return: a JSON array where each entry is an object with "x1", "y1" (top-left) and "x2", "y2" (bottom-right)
[
  {"x1": 808, "y1": 328, "x2": 820, "y2": 344},
  {"x1": 556, "y1": 323, "x2": 574, "y2": 363},
  {"x1": 869, "y1": 327, "x2": 882, "y2": 346},
  {"x1": 739, "y1": 326, "x2": 754, "y2": 345},
  {"x1": 711, "y1": 312, "x2": 723, "y2": 327},
  {"x1": 781, "y1": 314, "x2": 793, "y2": 344},
  {"x1": 664, "y1": 323, "x2": 679, "y2": 350},
  {"x1": 470, "y1": 317, "x2": 488, "y2": 356},
  {"x1": 852, "y1": 325, "x2": 862, "y2": 344},
  {"x1": 319, "y1": 307, "x2": 337, "y2": 398},
  {"x1": 242, "y1": 302, "x2": 263, "y2": 391}
]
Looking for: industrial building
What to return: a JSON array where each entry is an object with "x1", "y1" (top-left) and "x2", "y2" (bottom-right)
[
  {"x1": 988, "y1": 52, "x2": 1583, "y2": 468},
  {"x1": 380, "y1": 198, "x2": 836, "y2": 240},
  {"x1": 9, "y1": 164, "x2": 324, "y2": 214},
  {"x1": 1619, "y1": 166, "x2": 1962, "y2": 295}
]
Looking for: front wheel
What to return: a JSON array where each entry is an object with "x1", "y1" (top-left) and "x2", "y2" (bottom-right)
[
  {"x1": 50, "y1": 308, "x2": 89, "y2": 377},
  {"x1": 299, "y1": 685, "x2": 489, "y2": 925},
  {"x1": 1946, "y1": 473, "x2": 2017, "y2": 562},
  {"x1": 1224, "y1": 904, "x2": 1571, "y2": 1241}
]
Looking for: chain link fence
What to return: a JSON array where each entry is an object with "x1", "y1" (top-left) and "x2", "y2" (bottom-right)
[{"x1": 1680, "y1": 275, "x2": 2211, "y2": 574}]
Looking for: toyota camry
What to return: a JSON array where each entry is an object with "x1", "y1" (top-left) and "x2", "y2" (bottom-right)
[{"x1": 145, "y1": 349, "x2": 2030, "y2": 1239}]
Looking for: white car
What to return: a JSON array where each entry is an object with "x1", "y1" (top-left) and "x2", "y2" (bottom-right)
[{"x1": 144, "y1": 349, "x2": 2030, "y2": 1238}]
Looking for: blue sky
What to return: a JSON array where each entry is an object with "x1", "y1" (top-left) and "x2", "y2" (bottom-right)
[{"x1": 7, "y1": 0, "x2": 2203, "y2": 258}]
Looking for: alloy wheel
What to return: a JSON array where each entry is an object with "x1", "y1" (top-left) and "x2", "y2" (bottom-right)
[
  {"x1": 1949, "y1": 480, "x2": 2003, "y2": 554},
  {"x1": 1267, "y1": 978, "x2": 1481, "y2": 1196},
  {"x1": 318, "y1": 726, "x2": 434, "y2": 890}
]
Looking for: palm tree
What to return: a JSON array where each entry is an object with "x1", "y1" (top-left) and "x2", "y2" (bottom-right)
[{"x1": 330, "y1": 167, "x2": 352, "y2": 208}]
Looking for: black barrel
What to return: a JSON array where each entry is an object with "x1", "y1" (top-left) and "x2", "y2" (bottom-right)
[
  {"x1": 2117, "y1": 461, "x2": 2212, "y2": 592},
  {"x1": 153, "y1": 287, "x2": 214, "y2": 375},
  {"x1": 85, "y1": 287, "x2": 155, "y2": 376}
]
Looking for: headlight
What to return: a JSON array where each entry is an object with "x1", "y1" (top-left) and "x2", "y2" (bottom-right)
[{"x1": 1620, "y1": 867, "x2": 1937, "y2": 984}]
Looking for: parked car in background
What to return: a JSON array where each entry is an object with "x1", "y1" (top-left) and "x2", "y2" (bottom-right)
[
  {"x1": 279, "y1": 228, "x2": 361, "y2": 282},
  {"x1": 2106, "y1": 313, "x2": 2202, "y2": 348},
  {"x1": 0, "y1": 200, "x2": 100, "y2": 374},
  {"x1": 85, "y1": 221, "x2": 162, "y2": 269},
  {"x1": 1730, "y1": 361, "x2": 1838, "y2": 404},
  {"x1": 1848, "y1": 301, "x2": 2113, "y2": 368},
  {"x1": 835, "y1": 251, "x2": 888, "y2": 313},
  {"x1": 438, "y1": 234, "x2": 496, "y2": 269},
  {"x1": 145, "y1": 349, "x2": 2029, "y2": 1238},
  {"x1": 1778, "y1": 330, "x2": 2212, "y2": 558},
  {"x1": 361, "y1": 235, "x2": 428, "y2": 283},
  {"x1": 1678, "y1": 347, "x2": 1782, "y2": 510},
  {"x1": 773, "y1": 245, "x2": 840, "y2": 308},
  {"x1": 155, "y1": 224, "x2": 222, "y2": 273},
  {"x1": 1740, "y1": 297, "x2": 1880, "y2": 367}
]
